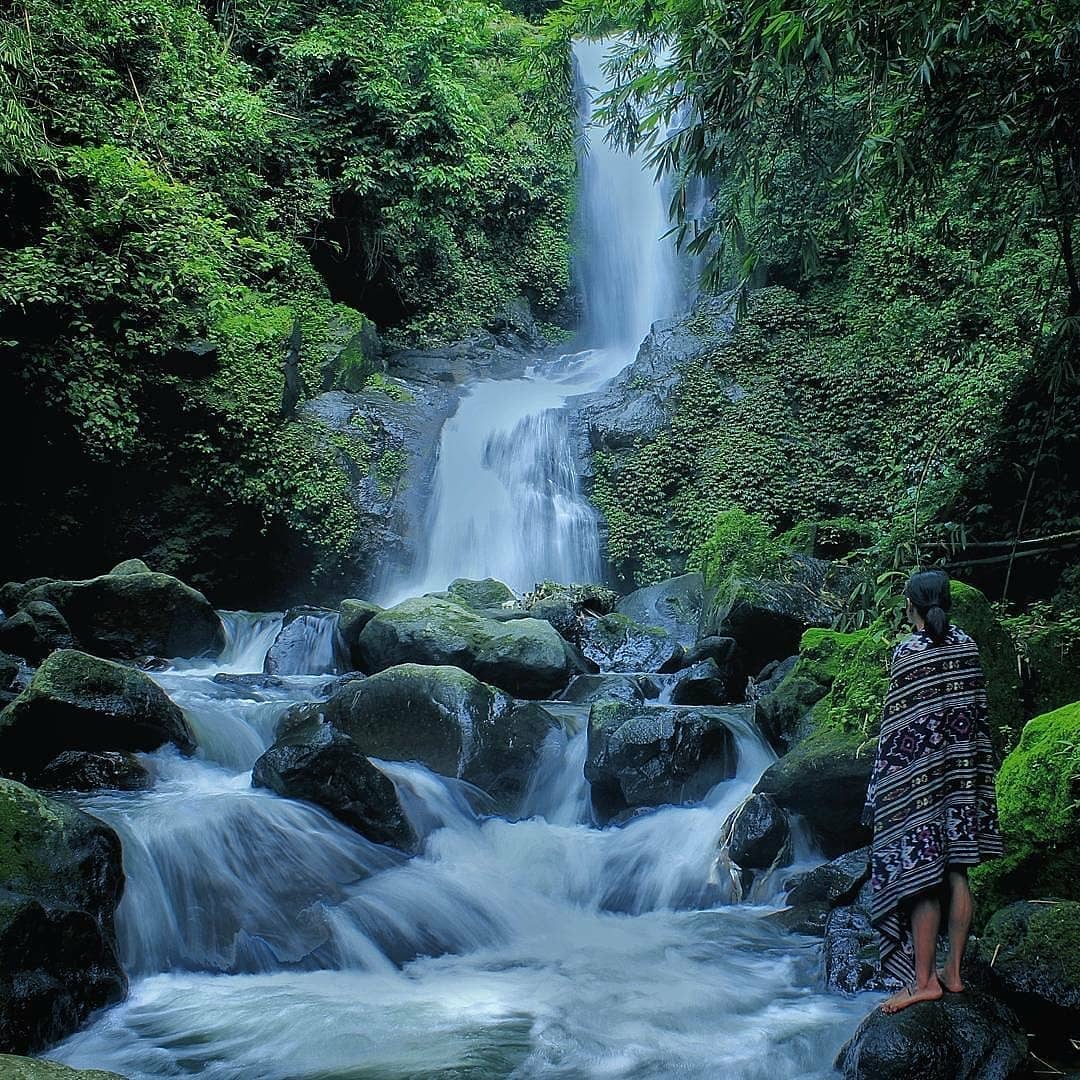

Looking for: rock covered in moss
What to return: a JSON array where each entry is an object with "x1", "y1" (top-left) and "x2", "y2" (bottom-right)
[
  {"x1": 615, "y1": 573, "x2": 705, "y2": 647},
  {"x1": 321, "y1": 664, "x2": 558, "y2": 810},
  {"x1": 0, "y1": 1055, "x2": 127, "y2": 1079},
  {"x1": 978, "y1": 901, "x2": 1080, "y2": 1033},
  {"x1": 971, "y1": 700, "x2": 1080, "y2": 918},
  {"x1": 446, "y1": 578, "x2": 517, "y2": 611},
  {"x1": 835, "y1": 988, "x2": 1027, "y2": 1079},
  {"x1": 949, "y1": 582, "x2": 1023, "y2": 753},
  {"x1": 337, "y1": 599, "x2": 383, "y2": 669},
  {"x1": 577, "y1": 612, "x2": 683, "y2": 673},
  {"x1": 21, "y1": 570, "x2": 225, "y2": 661},
  {"x1": 585, "y1": 702, "x2": 740, "y2": 823},
  {"x1": 356, "y1": 596, "x2": 585, "y2": 697},
  {"x1": 108, "y1": 558, "x2": 151, "y2": 576},
  {"x1": 0, "y1": 601, "x2": 75, "y2": 664},
  {"x1": 0, "y1": 779, "x2": 126, "y2": 1054},
  {"x1": 0, "y1": 649, "x2": 195, "y2": 776},
  {"x1": 252, "y1": 718, "x2": 415, "y2": 850}
]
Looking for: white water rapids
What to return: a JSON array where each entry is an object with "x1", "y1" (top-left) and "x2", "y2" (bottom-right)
[{"x1": 47, "y1": 614, "x2": 866, "y2": 1078}]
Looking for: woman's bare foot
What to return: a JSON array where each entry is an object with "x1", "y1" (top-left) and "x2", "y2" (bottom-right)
[
  {"x1": 880, "y1": 975, "x2": 944, "y2": 1014},
  {"x1": 937, "y1": 968, "x2": 964, "y2": 993}
]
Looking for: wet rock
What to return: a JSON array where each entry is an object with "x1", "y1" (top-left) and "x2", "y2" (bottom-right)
[
  {"x1": 0, "y1": 1053, "x2": 127, "y2": 1078},
  {"x1": 764, "y1": 902, "x2": 831, "y2": 936},
  {"x1": 108, "y1": 558, "x2": 151, "y2": 576},
  {"x1": 0, "y1": 601, "x2": 75, "y2": 664},
  {"x1": 578, "y1": 613, "x2": 683, "y2": 674},
  {"x1": 558, "y1": 674, "x2": 649, "y2": 706},
  {"x1": 977, "y1": 901, "x2": 1080, "y2": 1037},
  {"x1": 252, "y1": 718, "x2": 415, "y2": 850},
  {"x1": 446, "y1": 578, "x2": 518, "y2": 611},
  {"x1": 724, "y1": 793, "x2": 790, "y2": 870},
  {"x1": 683, "y1": 635, "x2": 740, "y2": 668},
  {"x1": 752, "y1": 669, "x2": 826, "y2": 752},
  {"x1": 211, "y1": 673, "x2": 288, "y2": 694},
  {"x1": 785, "y1": 847, "x2": 870, "y2": 908},
  {"x1": 824, "y1": 888, "x2": 898, "y2": 995},
  {"x1": 615, "y1": 573, "x2": 706, "y2": 648},
  {"x1": 753, "y1": 727, "x2": 873, "y2": 857},
  {"x1": 263, "y1": 607, "x2": 344, "y2": 676},
  {"x1": 322, "y1": 664, "x2": 558, "y2": 809},
  {"x1": 0, "y1": 779, "x2": 126, "y2": 1055},
  {"x1": 835, "y1": 988, "x2": 1027, "y2": 1079},
  {"x1": 22, "y1": 570, "x2": 225, "y2": 661},
  {"x1": 35, "y1": 750, "x2": 150, "y2": 793},
  {"x1": 669, "y1": 658, "x2": 742, "y2": 706},
  {"x1": 752, "y1": 654, "x2": 798, "y2": 698},
  {"x1": 0, "y1": 649, "x2": 195, "y2": 776},
  {"x1": 338, "y1": 599, "x2": 382, "y2": 667},
  {"x1": 357, "y1": 596, "x2": 585, "y2": 698},
  {"x1": 274, "y1": 702, "x2": 324, "y2": 742},
  {"x1": 0, "y1": 651, "x2": 21, "y2": 692},
  {"x1": 585, "y1": 702, "x2": 741, "y2": 823}
]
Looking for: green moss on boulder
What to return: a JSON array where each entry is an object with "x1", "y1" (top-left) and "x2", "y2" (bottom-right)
[
  {"x1": 971, "y1": 701, "x2": 1080, "y2": 918},
  {"x1": 0, "y1": 1055, "x2": 126, "y2": 1079},
  {"x1": 0, "y1": 649, "x2": 195, "y2": 776}
]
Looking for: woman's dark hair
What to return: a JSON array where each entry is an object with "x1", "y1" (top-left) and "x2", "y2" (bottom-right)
[{"x1": 905, "y1": 569, "x2": 952, "y2": 644}]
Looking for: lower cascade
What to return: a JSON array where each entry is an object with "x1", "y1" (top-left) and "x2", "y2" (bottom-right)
[{"x1": 46, "y1": 614, "x2": 867, "y2": 1079}]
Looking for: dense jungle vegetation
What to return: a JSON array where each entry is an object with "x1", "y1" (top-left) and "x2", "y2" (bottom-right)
[{"x1": 0, "y1": 0, "x2": 576, "y2": 600}]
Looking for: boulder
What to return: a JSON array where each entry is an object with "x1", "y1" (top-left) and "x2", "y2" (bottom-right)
[
  {"x1": 615, "y1": 573, "x2": 706, "y2": 648},
  {"x1": 683, "y1": 635, "x2": 740, "y2": 668},
  {"x1": 752, "y1": 654, "x2": 798, "y2": 696},
  {"x1": 0, "y1": 1054, "x2": 127, "y2": 1078},
  {"x1": 0, "y1": 779, "x2": 126, "y2": 1055},
  {"x1": 252, "y1": 718, "x2": 415, "y2": 850},
  {"x1": 754, "y1": 727, "x2": 874, "y2": 857},
  {"x1": 823, "y1": 890, "x2": 899, "y2": 995},
  {"x1": 723, "y1": 793, "x2": 789, "y2": 870},
  {"x1": 0, "y1": 649, "x2": 195, "y2": 776},
  {"x1": 578, "y1": 612, "x2": 683, "y2": 673},
  {"x1": 785, "y1": 846, "x2": 870, "y2": 908},
  {"x1": 338, "y1": 599, "x2": 382, "y2": 668},
  {"x1": 109, "y1": 558, "x2": 151, "y2": 576},
  {"x1": 834, "y1": 989, "x2": 1027, "y2": 1080},
  {"x1": 0, "y1": 602, "x2": 75, "y2": 664},
  {"x1": 0, "y1": 651, "x2": 20, "y2": 692},
  {"x1": 322, "y1": 664, "x2": 558, "y2": 809},
  {"x1": 752, "y1": 670, "x2": 828, "y2": 752},
  {"x1": 585, "y1": 702, "x2": 741, "y2": 823},
  {"x1": 701, "y1": 556, "x2": 855, "y2": 674},
  {"x1": 558, "y1": 674, "x2": 649, "y2": 706},
  {"x1": 22, "y1": 570, "x2": 225, "y2": 660},
  {"x1": 669, "y1": 658, "x2": 741, "y2": 706},
  {"x1": 263, "y1": 607, "x2": 344, "y2": 676},
  {"x1": 977, "y1": 901, "x2": 1080, "y2": 1035},
  {"x1": 35, "y1": 751, "x2": 150, "y2": 793},
  {"x1": 446, "y1": 578, "x2": 517, "y2": 611},
  {"x1": 356, "y1": 596, "x2": 584, "y2": 697},
  {"x1": 971, "y1": 700, "x2": 1080, "y2": 918}
]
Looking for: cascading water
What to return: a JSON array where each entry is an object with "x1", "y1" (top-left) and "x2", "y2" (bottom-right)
[
  {"x1": 48, "y1": 613, "x2": 866, "y2": 1079},
  {"x1": 385, "y1": 40, "x2": 683, "y2": 603}
]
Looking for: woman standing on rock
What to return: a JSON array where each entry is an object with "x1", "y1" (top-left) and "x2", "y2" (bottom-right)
[{"x1": 863, "y1": 569, "x2": 1004, "y2": 1013}]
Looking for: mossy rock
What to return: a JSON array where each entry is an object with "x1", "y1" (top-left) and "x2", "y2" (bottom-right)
[
  {"x1": 356, "y1": 596, "x2": 584, "y2": 698},
  {"x1": 971, "y1": 701, "x2": 1080, "y2": 919},
  {"x1": 0, "y1": 649, "x2": 195, "y2": 776},
  {"x1": 22, "y1": 571, "x2": 225, "y2": 661},
  {"x1": 108, "y1": 559, "x2": 151, "y2": 576},
  {"x1": 1024, "y1": 622, "x2": 1080, "y2": 718},
  {"x1": 0, "y1": 1054, "x2": 127, "y2": 1078},
  {"x1": 446, "y1": 578, "x2": 518, "y2": 611},
  {"x1": 949, "y1": 582, "x2": 1024, "y2": 753},
  {"x1": 754, "y1": 725, "x2": 875, "y2": 857},
  {"x1": 0, "y1": 602, "x2": 75, "y2": 665},
  {"x1": 979, "y1": 901, "x2": 1080, "y2": 1026}
]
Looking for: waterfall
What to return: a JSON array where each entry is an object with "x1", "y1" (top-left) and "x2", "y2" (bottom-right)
[{"x1": 383, "y1": 39, "x2": 683, "y2": 603}]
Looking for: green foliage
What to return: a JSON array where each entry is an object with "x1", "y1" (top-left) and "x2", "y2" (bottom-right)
[
  {"x1": 799, "y1": 626, "x2": 891, "y2": 741},
  {"x1": 692, "y1": 509, "x2": 786, "y2": 590}
]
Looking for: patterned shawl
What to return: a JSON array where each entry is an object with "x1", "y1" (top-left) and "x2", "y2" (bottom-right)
[{"x1": 863, "y1": 625, "x2": 1004, "y2": 985}]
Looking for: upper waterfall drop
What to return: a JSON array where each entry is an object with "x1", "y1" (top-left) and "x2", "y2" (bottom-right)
[{"x1": 381, "y1": 39, "x2": 683, "y2": 603}]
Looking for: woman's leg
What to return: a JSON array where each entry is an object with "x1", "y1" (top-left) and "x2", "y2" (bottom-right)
[
  {"x1": 881, "y1": 893, "x2": 945, "y2": 1013},
  {"x1": 939, "y1": 867, "x2": 971, "y2": 992}
]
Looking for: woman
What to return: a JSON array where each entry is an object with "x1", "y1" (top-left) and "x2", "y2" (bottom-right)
[{"x1": 863, "y1": 569, "x2": 1004, "y2": 1013}]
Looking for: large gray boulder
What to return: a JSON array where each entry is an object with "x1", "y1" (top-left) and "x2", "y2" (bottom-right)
[
  {"x1": 585, "y1": 702, "x2": 741, "y2": 823},
  {"x1": 22, "y1": 570, "x2": 225, "y2": 661},
  {"x1": 263, "y1": 607, "x2": 345, "y2": 676},
  {"x1": 35, "y1": 750, "x2": 150, "y2": 793},
  {"x1": 0, "y1": 779, "x2": 126, "y2": 1055},
  {"x1": 615, "y1": 573, "x2": 706, "y2": 648},
  {"x1": 835, "y1": 990, "x2": 1027, "y2": 1079},
  {"x1": 322, "y1": 664, "x2": 559, "y2": 809},
  {"x1": 356, "y1": 596, "x2": 585, "y2": 698},
  {"x1": 558, "y1": 674, "x2": 650, "y2": 706},
  {"x1": 252, "y1": 719, "x2": 415, "y2": 850},
  {"x1": 0, "y1": 601, "x2": 74, "y2": 664},
  {"x1": 669, "y1": 658, "x2": 742, "y2": 706},
  {"x1": 577, "y1": 613, "x2": 683, "y2": 674},
  {"x1": 0, "y1": 649, "x2": 195, "y2": 776}
]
